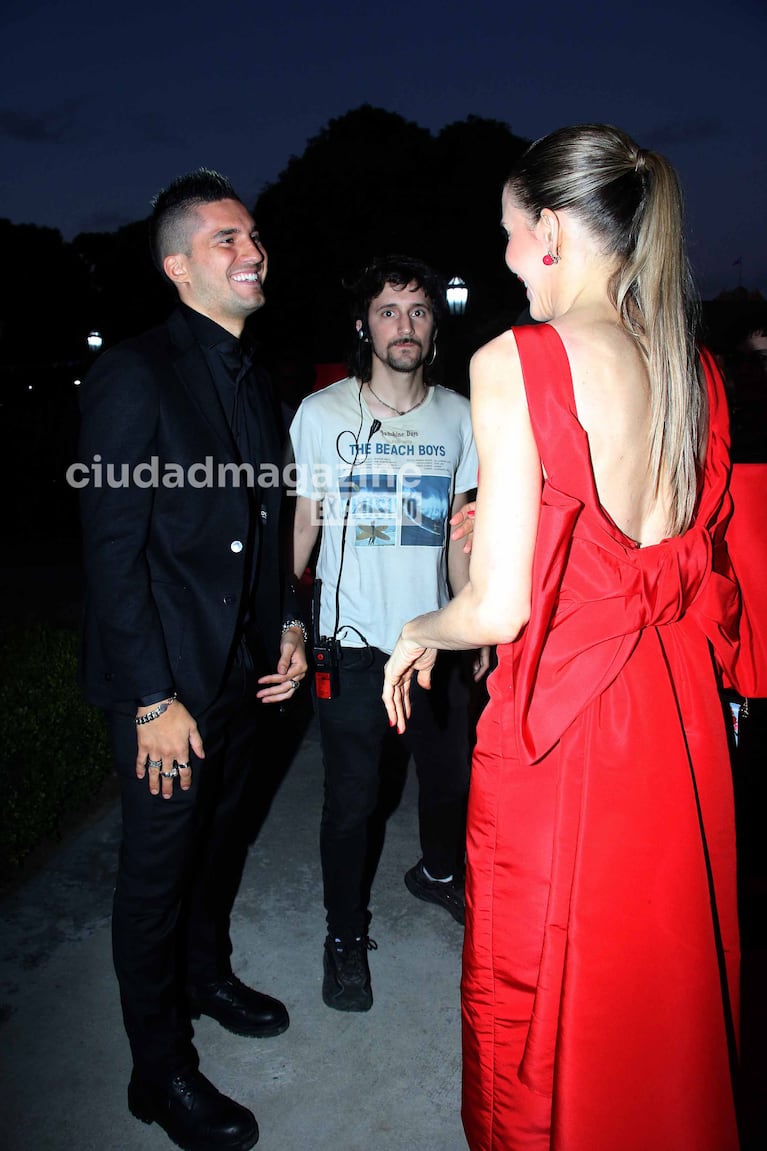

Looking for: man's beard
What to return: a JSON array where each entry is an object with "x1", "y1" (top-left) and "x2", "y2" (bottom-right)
[{"x1": 380, "y1": 339, "x2": 428, "y2": 373}]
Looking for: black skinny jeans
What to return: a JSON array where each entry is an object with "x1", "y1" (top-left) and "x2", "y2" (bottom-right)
[{"x1": 316, "y1": 646, "x2": 472, "y2": 940}]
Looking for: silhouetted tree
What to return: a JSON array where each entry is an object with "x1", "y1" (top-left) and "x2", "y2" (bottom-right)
[
  {"x1": 253, "y1": 105, "x2": 435, "y2": 370},
  {"x1": 432, "y1": 116, "x2": 530, "y2": 345},
  {"x1": 0, "y1": 220, "x2": 90, "y2": 369},
  {"x1": 252, "y1": 107, "x2": 531, "y2": 390},
  {"x1": 73, "y1": 218, "x2": 172, "y2": 346}
]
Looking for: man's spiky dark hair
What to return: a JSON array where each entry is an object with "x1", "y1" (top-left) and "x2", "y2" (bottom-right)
[{"x1": 149, "y1": 167, "x2": 240, "y2": 274}]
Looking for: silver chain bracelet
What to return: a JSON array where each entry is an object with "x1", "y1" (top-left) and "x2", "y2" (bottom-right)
[
  {"x1": 135, "y1": 693, "x2": 177, "y2": 726},
  {"x1": 281, "y1": 618, "x2": 308, "y2": 645}
]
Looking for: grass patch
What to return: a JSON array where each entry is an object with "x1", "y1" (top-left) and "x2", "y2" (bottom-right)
[{"x1": 0, "y1": 621, "x2": 112, "y2": 878}]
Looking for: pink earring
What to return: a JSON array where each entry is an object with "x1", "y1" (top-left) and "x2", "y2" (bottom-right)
[{"x1": 543, "y1": 252, "x2": 559, "y2": 266}]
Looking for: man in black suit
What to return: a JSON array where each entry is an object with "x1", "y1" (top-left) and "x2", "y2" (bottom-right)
[{"x1": 78, "y1": 169, "x2": 307, "y2": 1151}]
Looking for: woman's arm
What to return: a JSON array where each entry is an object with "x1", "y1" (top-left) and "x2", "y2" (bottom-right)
[{"x1": 383, "y1": 331, "x2": 542, "y2": 730}]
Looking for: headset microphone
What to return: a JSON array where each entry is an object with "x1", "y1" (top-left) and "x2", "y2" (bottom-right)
[{"x1": 368, "y1": 419, "x2": 382, "y2": 440}]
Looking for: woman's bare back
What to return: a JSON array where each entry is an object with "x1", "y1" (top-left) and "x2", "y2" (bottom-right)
[{"x1": 551, "y1": 316, "x2": 673, "y2": 547}]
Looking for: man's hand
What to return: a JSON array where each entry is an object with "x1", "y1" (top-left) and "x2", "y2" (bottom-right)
[
  {"x1": 471, "y1": 645, "x2": 492, "y2": 682},
  {"x1": 256, "y1": 625, "x2": 309, "y2": 704},
  {"x1": 135, "y1": 699, "x2": 204, "y2": 798},
  {"x1": 449, "y1": 501, "x2": 476, "y2": 554}
]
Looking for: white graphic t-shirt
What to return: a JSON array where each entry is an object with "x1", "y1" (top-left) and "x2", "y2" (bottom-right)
[{"x1": 289, "y1": 377, "x2": 478, "y2": 653}]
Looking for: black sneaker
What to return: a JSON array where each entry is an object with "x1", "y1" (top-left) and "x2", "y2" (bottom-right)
[
  {"x1": 404, "y1": 860, "x2": 465, "y2": 925},
  {"x1": 322, "y1": 935, "x2": 377, "y2": 1012}
]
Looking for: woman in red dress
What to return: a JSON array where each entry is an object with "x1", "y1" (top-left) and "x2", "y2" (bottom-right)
[{"x1": 383, "y1": 124, "x2": 747, "y2": 1149}]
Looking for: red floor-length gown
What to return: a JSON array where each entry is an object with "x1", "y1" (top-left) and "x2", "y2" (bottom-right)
[{"x1": 462, "y1": 324, "x2": 742, "y2": 1151}]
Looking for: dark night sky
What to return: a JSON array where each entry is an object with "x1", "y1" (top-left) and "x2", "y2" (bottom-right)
[{"x1": 1, "y1": 0, "x2": 765, "y2": 300}]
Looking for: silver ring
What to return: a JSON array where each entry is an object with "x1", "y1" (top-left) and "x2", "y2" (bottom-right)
[
  {"x1": 146, "y1": 758, "x2": 163, "y2": 769},
  {"x1": 160, "y1": 766, "x2": 179, "y2": 779},
  {"x1": 176, "y1": 762, "x2": 190, "y2": 771},
  {"x1": 288, "y1": 678, "x2": 300, "y2": 690}
]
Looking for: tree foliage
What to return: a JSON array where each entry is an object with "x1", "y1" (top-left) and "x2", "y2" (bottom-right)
[
  {"x1": 0, "y1": 219, "x2": 91, "y2": 366},
  {"x1": 72, "y1": 219, "x2": 173, "y2": 346},
  {"x1": 252, "y1": 106, "x2": 531, "y2": 376}
]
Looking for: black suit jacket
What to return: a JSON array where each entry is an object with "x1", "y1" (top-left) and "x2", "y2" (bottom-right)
[{"x1": 78, "y1": 307, "x2": 294, "y2": 717}]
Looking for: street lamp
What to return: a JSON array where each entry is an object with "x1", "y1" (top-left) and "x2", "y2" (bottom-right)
[{"x1": 446, "y1": 276, "x2": 468, "y2": 316}]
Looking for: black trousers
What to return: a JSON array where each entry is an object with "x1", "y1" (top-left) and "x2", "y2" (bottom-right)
[
  {"x1": 108, "y1": 641, "x2": 268, "y2": 1080},
  {"x1": 316, "y1": 646, "x2": 472, "y2": 940}
]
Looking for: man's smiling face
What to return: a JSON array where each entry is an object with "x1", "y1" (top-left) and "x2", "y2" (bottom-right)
[{"x1": 165, "y1": 198, "x2": 268, "y2": 336}]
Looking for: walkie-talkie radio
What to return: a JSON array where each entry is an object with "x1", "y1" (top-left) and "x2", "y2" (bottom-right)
[{"x1": 312, "y1": 578, "x2": 340, "y2": 700}]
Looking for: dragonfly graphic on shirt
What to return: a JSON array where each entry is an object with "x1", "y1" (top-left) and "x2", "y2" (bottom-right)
[{"x1": 355, "y1": 522, "x2": 392, "y2": 545}]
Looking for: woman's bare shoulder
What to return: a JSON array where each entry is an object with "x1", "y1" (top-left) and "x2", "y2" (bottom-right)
[{"x1": 470, "y1": 329, "x2": 523, "y2": 381}]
